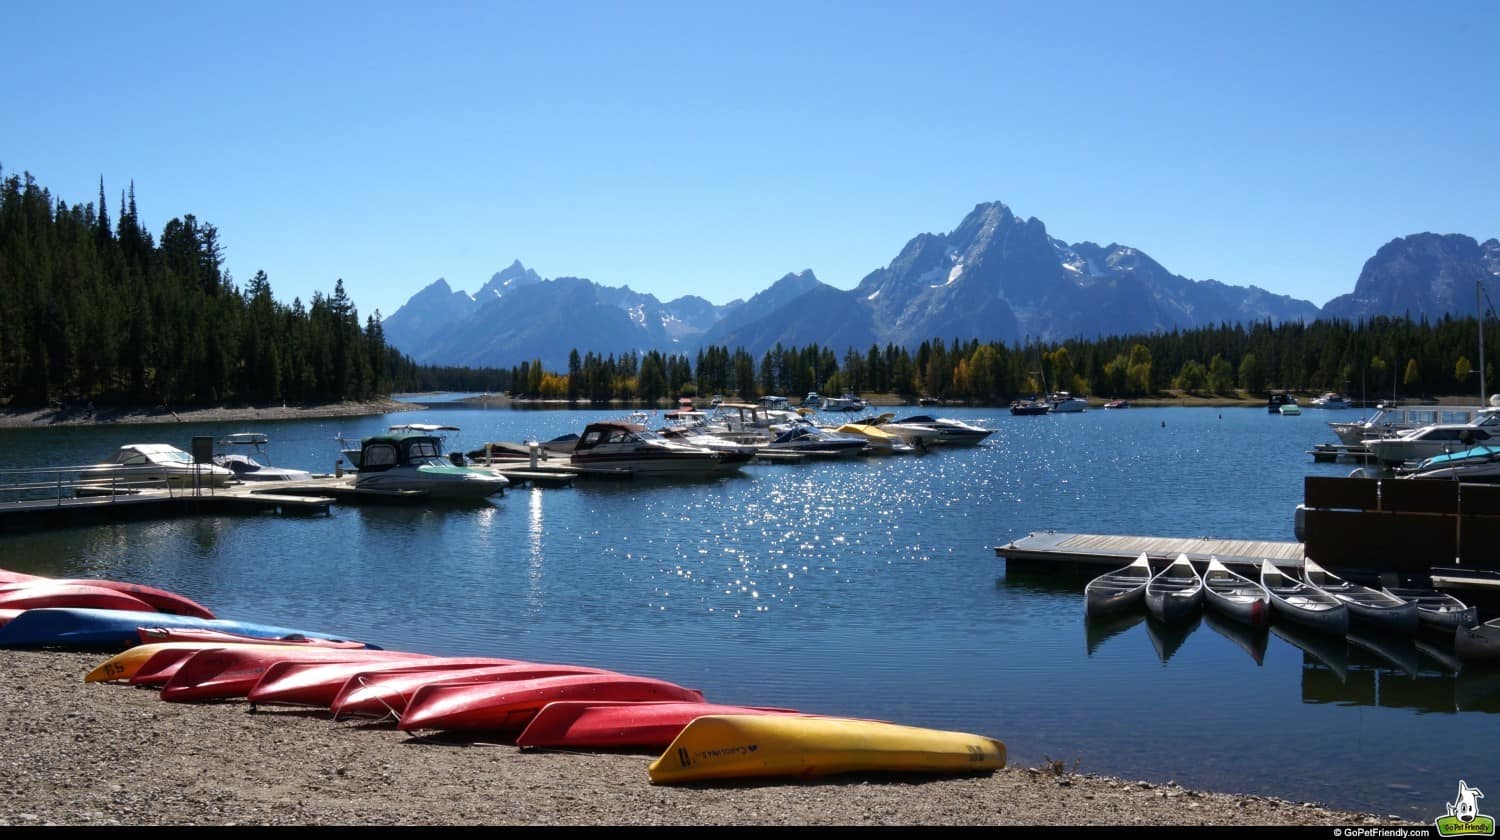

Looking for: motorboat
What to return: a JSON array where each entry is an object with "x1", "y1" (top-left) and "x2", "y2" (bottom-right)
[
  {"x1": 833, "y1": 422, "x2": 915, "y2": 454},
  {"x1": 569, "y1": 420, "x2": 750, "y2": 476},
  {"x1": 820, "y1": 393, "x2": 866, "y2": 412},
  {"x1": 801, "y1": 392, "x2": 822, "y2": 408},
  {"x1": 1260, "y1": 560, "x2": 1348, "y2": 636},
  {"x1": 78, "y1": 444, "x2": 234, "y2": 489},
  {"x1": 1362, "y1": 408, "x2": 1500, "y2": 466},
  {"x1": 1309, "y1": 392, "x2": 1351, "y2": 410},
  {"x1": 1395, "y1": 444, "x2": 1500, "y2": 482},
  {"x1": 1009, "y1": 397, "x2": 1050, "y2": 416},
  {"x1": 1329, "y1": 401, "x2": 1491, "y2": 447},
  {"x1": 212, "y1": 433, "x2": 313, "y2": 482},
  {"x1": 1301, "y1": 558, "x2": 1418, "y2": 636},
  {"x1": 761, "y1": 423, "x2": 869, "y2": 458},
  {"x1": 885, "y1": 415, "x2": 994, "y2": 445},
  {"x1": 352, "y1": 430, "x2": 510, "y2": 498},
  {"x1": 1048, "y1": 392, "x2": 1088, "y2": 413},
  {"x1": 1279, "y1": 402, "x2": 1302, "y2": 416},
  {"x1": 1267, "y1": 392, "x2": 1297, "y2": 414},
  {"x1": 1103, "y1": 399, "x2": 1130, "y2": 410},
  {"x1": 653, "y1": 410, "x2": 761, "y2": 459},
  {"x1": 863, "y1": 414, "x2": 944, "y2": 448}
]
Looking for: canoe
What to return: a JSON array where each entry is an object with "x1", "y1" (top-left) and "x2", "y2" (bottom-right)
[
  {"x1": 0, "y1": 582, "x2": 158, "y2": 613},
  {"x1": 159, "y1": 647, "x2": 433, "y2": 702},
  {"x1": 85, "y1": 641, "x2": 328, "y2": 684},
  {"x1": 1456, "y1": 618, "x2": 1500, "y2": 664},
  {"x1": 396, "y1": 673, "x2": 707, "y2": 733},
  {"x1": 1260, "y1": 560, "x2": 1348, "y2": 636},
  {"x1": 647, "y1": 714, "x2": 1006, "y2": 784},
  {"x1": 1201, "y1": 557, "x2": 1271, "y2": 628},
  {"x1": 329, "y1": 662, "x2": 620, "y2": 720},
  {"x1": 246, "y1": 656, "x2": 527, "y2": 709},
  {"x1": 137, "y1": 626, "x2": 373, "y2": 649},
  {"x1": 1083, "y1": 552, "x2": 1152, "y2": 616},
  {"x1": 0, "y1": 607, "x2": 376, "y2": 649},
  {"x1": 1379, "y1": 584, "x2": 1478, "y2": 631},
  {"x1": 1302, "y1": 558, "x2": 1419, "y2": 636},
  {"x1": 0, "y1": 579, "x2": 214, "y2": 618},
  {"x1": 515, "y1": 700, "x2": 806, "y2": 751},
  {"x1": 1144, "y1": 554, "x2": 1203, "y2": 625}
]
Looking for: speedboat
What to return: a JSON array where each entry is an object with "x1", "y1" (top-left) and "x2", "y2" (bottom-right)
[
  {"x1": 886, "y1": 415, "x2": 994, "y2": 445},
  {"x1": 1103, "y1": 399, "x2": 1130, "y2": 410},
  {"x1": 352, "y1": 431, "x2": 509, "y2": 498},
  {"x1": 1329, "y1": 401, "x2": 1490, "y2": 446},
  {"x1": 79, "y1": 444, "x2": 234, "y2": 489},
  {"x1": 864, "y1": 414, "x2": 943, "y2": 448},
  {"x1": 1309, "y1": 392, "x2": 1351, "y2": 410},
  {"x1": 339, "y1": 423, "x2": 462, "y2": 470},
  {"x1": 212, "y1": 433, "x2": 313, "y2": 482},
  {"x1": 820, "y1": 393, "x2": 866, "y2": 412},
  {"x1": 1009, "y1": 397, "x2": 1050, "y2": 416},
  {"x1": 1049, "y1": 392, "x2": 1088, "y2": 413},
  {"x1": 834, "y1": 422, "x2": 915, "y2": 454},
  {"x1": 762, "y1": 423, "x2": 869, "y2": 458},
  {"x1": 1396, "y1": 444, "x2": 1500, "y2": 482},
  {"x1": 569, "y1": 420, "x2": 749, "y2": 476},
  {"x1": 654, "y1": 410, "x2": 761, "y2": 459},
  {"x1": 1363, "y1": 408, "x2": 1500, "y2": 466}
]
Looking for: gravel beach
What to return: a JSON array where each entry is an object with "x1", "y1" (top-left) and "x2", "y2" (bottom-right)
[{"x1": 0, "y1": 400, "x2": 1419, "y2": 826}]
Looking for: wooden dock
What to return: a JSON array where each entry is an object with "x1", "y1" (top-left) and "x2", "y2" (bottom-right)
[
  {"x1": 0, "y1": 481, "x2": 337, "y2": 534},
  {"x1": 995, "y1": 531, "x2": 1305, "y2": 575}
]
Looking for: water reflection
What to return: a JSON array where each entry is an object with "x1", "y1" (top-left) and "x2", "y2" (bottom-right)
[
  {"x1": 1084, "y1": 609, "x2": 1145, "y2": 656},
  {"x1": 1202, "y1": 609, "x2": 1268, "y2": 666},
  {"x1": 1145, "y1": 612, "x2": 1199, "y2": 663}
]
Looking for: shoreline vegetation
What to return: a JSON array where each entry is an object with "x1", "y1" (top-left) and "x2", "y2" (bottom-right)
[{"x1": 0, "y1": 389, "x2": 1482, "y2": 431}]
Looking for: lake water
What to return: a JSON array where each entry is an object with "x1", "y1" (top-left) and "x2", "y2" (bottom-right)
[{"x1": 0, "y1": 400, "x2": 1493, "y2": 821}]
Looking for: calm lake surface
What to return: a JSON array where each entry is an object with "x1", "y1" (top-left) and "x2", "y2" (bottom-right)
[{"x1": 1, "y1": 399, "x2": 1494, "y2": 820}]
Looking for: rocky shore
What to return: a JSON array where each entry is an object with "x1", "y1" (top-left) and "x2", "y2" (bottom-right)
[{"x1": 0, "y1": 648, "x2": 1416, "y2": 827}]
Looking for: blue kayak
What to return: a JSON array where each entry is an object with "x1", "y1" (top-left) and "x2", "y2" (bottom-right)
[{"x1": 0, "y1": 607, "x2": 381, "y2": 649}]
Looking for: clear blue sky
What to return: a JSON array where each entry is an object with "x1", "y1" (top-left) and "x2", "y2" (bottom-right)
[{"x1": 5, "y1": 1, "x2": 1496, "y2": 321}]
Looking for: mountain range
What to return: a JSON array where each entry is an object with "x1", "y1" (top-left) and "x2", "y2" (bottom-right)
[{"x1": 380, "y1": 202, "x2": 1499, "y2": 370}]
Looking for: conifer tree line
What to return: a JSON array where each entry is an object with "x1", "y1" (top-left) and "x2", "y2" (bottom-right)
[{"x1": 4, "y1": 168, "x2": 1494, "y2": 409}]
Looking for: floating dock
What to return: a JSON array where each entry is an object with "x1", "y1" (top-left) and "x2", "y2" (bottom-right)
[{"x1": 995, "y1": 531, "x2": 1305, "y2": 575}]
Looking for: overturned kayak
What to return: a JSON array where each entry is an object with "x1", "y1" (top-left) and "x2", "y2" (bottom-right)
[
  {"x1": 0, "y1": 607, "x2": 374, "y2": 649},
  {"x1": 648, "y1": 714, "x2": 1006, "y2": 784},
  {"x1": 159, "y1": 646, "x2": 432, "y2": 702},
  {"x1": 397, "y1": 673, "x2": 706, "y2": 733},
  {"x1": 330, "y1": 662, "x2": 619, "y2": 720},
  {"x1": 137, "y1": 626, "x2": 374, "y2": 649},
  {"x1": 0, "y1": 582, "x2": 158, "y2": 613},
  {"x1": 246, "y1": 656, "x2": 526, "y2": 709},
  {"x1": 86, "y1": 641, "x2": 334, "y2": 684},
  {"x1": 515, "y1": 700, "x2": 805, "y2": 751},
  {"x1": 0, "y1": 573, "x2": 213, "y2": 617}
]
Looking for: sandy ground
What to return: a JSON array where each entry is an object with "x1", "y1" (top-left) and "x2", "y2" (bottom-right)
[{"x1": 0, "y1": 648, "x2": 1421, "y2": 827}]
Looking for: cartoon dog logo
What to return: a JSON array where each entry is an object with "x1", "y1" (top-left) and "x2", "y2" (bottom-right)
[
  {"x1": 1437, "y1": 781, "x2": 1496, "y2": 837},
  {"x1": 1451, "y1": 781, "x2": 1485, "y2": 823}
]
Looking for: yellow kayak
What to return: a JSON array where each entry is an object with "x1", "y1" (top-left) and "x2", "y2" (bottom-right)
[
  {"x1": 648, "y1": 714, "x2": 1006, "y2": 784},
  {"x1": 84, "y1": 642, "x2": 305, "y2": 683}
]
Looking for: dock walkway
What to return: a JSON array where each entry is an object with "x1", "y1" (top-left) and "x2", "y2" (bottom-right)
[{"x1": 995, "y1": 531, "x2": 1305, "y2": 574}]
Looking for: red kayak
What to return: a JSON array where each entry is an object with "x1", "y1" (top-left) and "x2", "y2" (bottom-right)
[
  {"x1": 329, "y1": 662, "x2": 618, "y2": 720},
  {"x1": 159, "y1": 647, "x2": 432, "y2": 703},
  {"x1": 0, "y1": 582, "x2": 158, "y2": 613},
  {"x1": 514, "y1": 700, "x2": 805, "y2": 750},
  {"x1": 246, "y1": 656, "x2": 524, "y2": 709},
  {"x1": 396, "y1": 674, "x2": 707, "y2": 733},
  {"x1": 137, "y1": 626, "x2": 369, "y2": 649},
  {"x1": 0, "y1": 577, "x2": 213, "y2": 618},
  {"x1": 0, "y1": 569, "x2": 47, "y2": 584}
]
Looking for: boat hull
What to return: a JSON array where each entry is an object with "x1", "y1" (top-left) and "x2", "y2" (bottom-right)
[
  {"x1": 515, "y1": 700, "x2": 806, "y2": 751},
  {"x1": 396, "y1": 674, "x2": 706, "y2": 732},
  {"x1": 1456, "y1": 619, "x2": 1500, "y2": 664},
  {"x1": 647, "y1": 714, "x2": 1006, "y2": 784},
  {"x1": 0, "y1": 607, "x2": 373, "y2": 649},
  {"x1": 159, "y1": 647, "x2": 429, "y2": 702},
  {"x1": 329, "y1": 662, "x2": 619, "y2": 719}
]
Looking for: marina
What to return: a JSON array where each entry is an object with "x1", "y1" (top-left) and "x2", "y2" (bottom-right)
[{"x1": 0, "y1": 400, "x2": 1497, "y2": 820}]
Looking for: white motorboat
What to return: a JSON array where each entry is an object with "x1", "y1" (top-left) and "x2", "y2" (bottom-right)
[
  {"x1": 1329, "y1": 401, "x2": 1490, "y2": 447},
  {"x1": 569, "y1": 420, "x2": 750, "y2": 476},
  {"x1": 654, "y1": 410, "x2": 762, "y2": 459},
  {"x1": 819, "y1": 393, "x2": 867, "y2": 412},
  {"x1": 1048, "y1": 392, "x2": 1088, "y2": 413},
  {"x1": 212, "y1": 433, "x2": 314, "y2": 482},
  {"x1": 863, "y1": 414, "x2": 944, "y2": 448},
  {"x1": 1309, "y1": 392, "x2": 1351, "y2": 410},
  {"x1": 1363, "y1": 408, "x2": 1500, "y2": 466},
  {"x1": 78, "y1": 443, "x2": 235, "y2": 489},
  {"x1": 353, "y1": 430, "x2": 510, "y2": 498},
  {"x1": 884, "y1": 415, "x2": 994, "y2": 445},
  {"x1": 761, "y1": 423, "x2": 870, "y2": 458}
]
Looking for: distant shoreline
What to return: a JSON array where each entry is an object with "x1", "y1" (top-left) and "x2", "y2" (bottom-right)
[{"x1": 0, "y1": 399, "x2": 411, "y2": 430}]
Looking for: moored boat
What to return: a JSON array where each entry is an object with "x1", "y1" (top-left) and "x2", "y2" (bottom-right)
[
  {"x1": 646, "y1": 714, "x2": 1006, "y2": 784},
  {"x1": 1083, "y1": 552, "x2": 1153, "y2": 617},
  {"x1": 1379, "y1": 583, "x2": 1478, "y2": 631},
  {"x1": 1301, "y1": 558, "x2": 1419, "y2": 636},
  {"x1": 1144, "y1": 553, "x2": 1204, "y2": 625},
  {"x1": 1456, "y1": 618, "x2": 1500, "y2": 664},
  {"x1": 77, "y1": 443, "x2": 235, "y2": 489},
  {"x1": 569, "y1": 420, "x2": 748, "y2": 476},
  {"x1": 1201, "y1": 557, "x2": 1271, "y2": 628},
  {"x1": 353, "y1": 430, "x2": 510, "y2": 498},
  {"x1": 1260, "y1": 560, "x2": 1348, "y2": 636}
]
